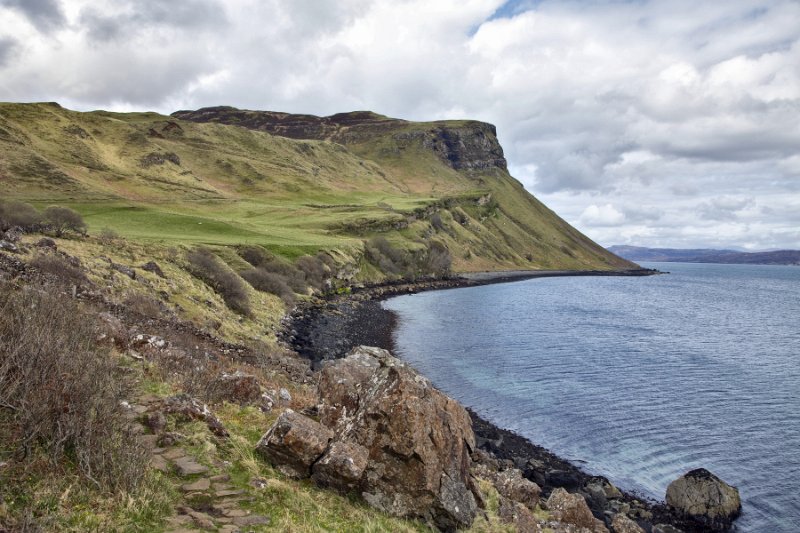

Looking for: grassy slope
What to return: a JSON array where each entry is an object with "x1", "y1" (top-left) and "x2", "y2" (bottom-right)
[{"x1": 0, "y1": 102, "x2": 634, "y2": 271}]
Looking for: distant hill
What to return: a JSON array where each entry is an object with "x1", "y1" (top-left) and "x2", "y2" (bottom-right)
[{"x1": 608, "y1": 245, "x2": 800, "y2": 265}]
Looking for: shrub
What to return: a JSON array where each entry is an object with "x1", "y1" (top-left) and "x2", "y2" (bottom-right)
[
  {"x1": 0, "y1": 283, "x2": 148, "y2": 492},
  {"x1": 123, "y1": 291, "x2": 163, "y2": 318},
  {"x1": 98, "y1": 227, "x2": 120, "y2": 244},
  {"x1": 364, "y1": 237, "x2": 452, "y2": 280},
  {"x1": 29, "y1": 252, "x2": 88, "y2": 286},
  {"x1": 187, "y1": 248, "x2": 251, "y2": 316},
  {"x1": 240, "y1": 268, "x2": 295, "y2": 306},
  {"x1": 237, "y1": 245, "x2": 272, "y2": 268},
  {"x1": 295, "y1": 255, "x2": 327, "y2": 291},
  {"x1": 261, "y1": 259, "x2": 307, "y2": 293},
  {"x1": 43, "y1": 206, "x2": 86, "y2": 237},
  {"x1": 0, "y1": 200, "x2": 41, "y2": 231},
  {"x1": 424, "y1": 240, "x2": 452, "y2": 277},
  {"x1": 430, "y1": 212, "x2": 445, "y2": 232}
]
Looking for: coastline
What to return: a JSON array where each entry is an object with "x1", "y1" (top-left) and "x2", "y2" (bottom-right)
[{"x1": 282, "y1": 267, "x2": 708, "y2": 532}]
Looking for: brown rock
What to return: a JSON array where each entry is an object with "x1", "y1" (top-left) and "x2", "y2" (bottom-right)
[
  {"x1": 311, "y1": 440, "x2": 369, "y2": 493},
  {"x1": 255, "y1": 409, "x2": 333, "y2": 478},
  {"x1": 211, "y1": 371, "x2": 262, "y2": 405},
  {"x1": 163, "y1": 394, "x2": 228, "y2": 437},
  {"x1": 547, "y1": 488, "x2": 608, "y2": 533},
  {"x1": 182, "y1": 478, "x2": 211, "y2": 492},
  {"x1": 665, "y1": 468, "x2": 741, "y2": 530},
  {"x1": 611, "y1": 513, "x2": 645, "y2": 533},
  {"x1": 318, "y1": 346, "x2": 478, "y2": 530},
  {"x1": 498, "y1": 497, "x2": 542, "y2": 533},
  {"x1": 494, "y1": 469, "x2": 541, "y2": 510}
]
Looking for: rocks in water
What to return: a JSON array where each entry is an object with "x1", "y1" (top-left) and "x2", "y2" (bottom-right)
[
  {"x1": 256, "y1": 409, "x2": 333, "y2": 478},
  {"x1": 317, "y1": 346, "x2": 479, "y2": 530},
  {"x1": 546, "y1": 488, "x2": 608, "y2": 533},
  {"x1": 611, "y1": 513, "x2": 645, "y2": 533},
  {"x1": 311, "y1": 440, "x2": 369, "y2": 493},
  {"x1": 211, "y1": 371, "x2": 262, "y2": 405},
  {"x1": 665, "y1": 468, "x2": 741, "y2": 530}
]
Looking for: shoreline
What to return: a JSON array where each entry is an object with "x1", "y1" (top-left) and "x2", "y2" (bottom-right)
[{"x1": 282, "y1": 267, "x2": 708, "y2": 532}]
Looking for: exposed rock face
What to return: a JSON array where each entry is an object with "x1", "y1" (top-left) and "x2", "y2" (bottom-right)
[
  {"x1": 665, "y1": 468, "x2": 741, "y2": 529},
  {"x1": 172, "y1": 107, "x2": 508, "y2": 172},
  {"x1": 546, "y1": 488, "x2": 608, "y2": 533},
  {"x1": 317, "y1": 346, "x2": 479, "y2": 530},
  {"x1": 494, "y1": 469, "x2": 542, "y2": 510},
  {"x1": 256, "y1": 409, "x2": 333, "y2": 478},
  {"x1": 211, "y1": 371, "x2": 262, "y2": 405},
  {"x1": 311, "y1": 440, "x2": 369, "y2": 493}
]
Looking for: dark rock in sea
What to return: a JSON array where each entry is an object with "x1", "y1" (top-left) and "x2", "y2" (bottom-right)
[
  {"x1": 665, "y1": 468, "x2": 741, "y2": 530},
  {"x1": 256, "y1": 409, "x2": 333, "y2": 479},
  {"x1": 317, "y1": 346, "x2": 479, "y2": 530}
]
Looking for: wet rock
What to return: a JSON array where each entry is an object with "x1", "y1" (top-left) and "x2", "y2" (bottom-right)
[
  {"x1": 665, "y1": 468, "x2": 741, "y2": 530},
  {"x1": 255, "y1": 409, "x2": 333, "y2": 478},
  {"x1": 318, "y1": 346, "x2": 478, "y2": 530},
  {"x1": 546, "y1": 488, "x2": 608, "y2": 533},
  {"x1": 211, "y1": 371, "x2": 262, "y2": 404},
  {"x1": 311, "y1": 440, "x2": 369, "y2": 493},
  {"x1": 611, "y1": 513, "x2": 645, "y2": 533}
]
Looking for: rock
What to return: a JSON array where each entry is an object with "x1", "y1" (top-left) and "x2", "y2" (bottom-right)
[
  {"x1": 255, "y1": 409, "x2": 333, "y2": 478},
  {"x1": 2, "y1": 227, "x2": 23, "y2": 243},
  {"x1": 652, "y1": 524, "x2": 684, "y2": 533},
  {"x1": 182, "y1": 478, "x2": 211, "y2": 492},
  {"x1": 211, "y1": 371, "x2": 262, "y2": 404},
  {"x1": 174, "y1": 456, "x2": 209, "y2": 476},
  {"x1": 260, "y1": 392, "x2": 275, "y2": 412},
  {"x1": 111, "y1": 262, "x2": 136, "y2": 279},
  {"x1": 97, "y1": 312, "x2": 129, "y2": 349},
  {"x1": 318, "y1": 346, "x2": 479, "y2": 530},
  {"x1": 546, "y1": 488, "x2": 608, "y2": 533},
  {"x1": 498, "y1": 497, "x2": 542, "y2": 533},
  {"x1": 35, "y1": 237, "x2": 56, "y2": 249},
  {"x1": 141, "y1": 260, "x2": 165, "y2": 277},
  {"x1": 665, "y1": 468, "x2": 741, "y2": 529},
  {"x1": 164, "y1": 394, "x2": 228, "y2": 437},
  {"x1": 311, "y1": 440, "x2": 369, "y2": 493},
  {"x1": 0, "y1": 240, "x2": 18, "y2": 253},
  {"x1": 130, "y1": 333, "x2": 169, "y2": 350},
  {"x1": 611, "y1": 513, "x2": 645, "y2": 533},
  {"x1": 145, "y1": 411, "x2": 167, "y2": 433},
  {"x1": 279, "y1": 387, "x2": 292, "y2": 403},
  {"x1": 494, "y1": 469, "x2": 541, "y2": 510}
]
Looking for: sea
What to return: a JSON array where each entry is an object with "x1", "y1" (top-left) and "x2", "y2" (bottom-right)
[{"x1": 383, "y1": 262, "x2": 800, "y2": 532}]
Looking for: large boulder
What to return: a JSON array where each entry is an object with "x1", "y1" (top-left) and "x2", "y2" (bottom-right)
[
  {"x1": 665, "y1": 468, "x2": 741, "y2": 529},
  {"x1": 546, "y1": 488, "x2": 608, "y2": 533},
  {"x1": 611, "y1": 513, "x2": 645, "y2": 533},
  {"x1": 256, "y1": 409, "x2": 333, "y2": 478},
  {"x1": 311, "y1": 440, "x2": 369, "y2": 493},
  {"x1": 318, "y1": 346, "x2": 479, "y2": 530}
]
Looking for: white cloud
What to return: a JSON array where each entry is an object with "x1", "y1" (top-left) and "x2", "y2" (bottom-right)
[{"x1": 0, "y1": 0, "x2": 798, "y2": 249}]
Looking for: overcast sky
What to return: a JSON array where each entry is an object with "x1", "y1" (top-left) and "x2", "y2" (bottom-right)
[{"x1": 1, "y1": 0, "x2": 798, "y2": 250}]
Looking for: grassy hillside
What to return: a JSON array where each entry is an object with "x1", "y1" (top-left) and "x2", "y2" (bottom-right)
[{"x1": 1, "y1": 102, "x2": 633, "y2": 271}]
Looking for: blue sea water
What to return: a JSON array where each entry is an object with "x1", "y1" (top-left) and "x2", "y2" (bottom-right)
[{"x1": 383, "y1": 263, "x2": 800, "y2": 532}]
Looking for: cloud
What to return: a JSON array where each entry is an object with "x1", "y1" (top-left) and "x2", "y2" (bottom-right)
[
  {"x1": 0, "y1": 36, "x2": 17, "y2": 67},
  {"x1": 0, "y1": 0, "x2": 65, "y2": 32},
  {"x1": 579, "y1": 204, "x2": 626, "y2": 227},
  {"x1": 0, "y1": 0, "x2": 797, "y2": 249}
]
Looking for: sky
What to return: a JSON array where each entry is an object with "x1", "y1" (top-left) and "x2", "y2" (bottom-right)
[{"x1": 0, "y1": 0, "x2": 798, "y2": 250}]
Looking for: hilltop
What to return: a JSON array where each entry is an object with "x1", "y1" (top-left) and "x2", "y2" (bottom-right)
[{"x1": 609, "y1": 245, "x2": 800, "y2": 266}]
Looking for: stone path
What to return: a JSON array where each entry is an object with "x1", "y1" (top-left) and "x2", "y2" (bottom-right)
[{"x1": 127, "y1": 395, "x2": 271, "y2": 532}]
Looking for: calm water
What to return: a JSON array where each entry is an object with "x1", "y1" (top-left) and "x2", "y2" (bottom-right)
[{"x1": 384, "y1": 263, "x2": 800, "y2": 532}]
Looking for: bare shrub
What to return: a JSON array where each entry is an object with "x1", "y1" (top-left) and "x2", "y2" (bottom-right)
[
  {"x1": 260, "y1": 259, "x2": 306, "y2": 293},
  {"x1": 364, "y1": 237, "x2": 452, "y2": 280},
  {"x1": 43, "y1": 206, "x2": 87, "y2": 237},
  {"x1": 97, "y1": 227, "x2": 120, "y2": 245},
  {"x1": 29, "y1": 252, "x2": 88, "y2": 286},
  {"x1": 424, "y1": 240, "x2": 452, "y2": 277},
  {"x1": 237, "y1": 245, "x2": 272, "y2": 268},
  {"x1": 430, "y1": 212, "x2": 446, "y2": 232},
  {"x1": 295, "y1": 255, "x2": 327, "y2": 291},
  {"x1": 0, "y1": 283, "x2": 148, "y2": 492},
  {"x1": 123, "y1": 291, "x2": 163, "y2": 318},
  {"x1": 187, "y1": 248, "x2": 251, "y2": 316},
  {"x1": 0, "y1": 200, "x2": 42, "y2": 231},
  {"x1": 240, "y1": 268, "x2": 296, "y2": 306}
]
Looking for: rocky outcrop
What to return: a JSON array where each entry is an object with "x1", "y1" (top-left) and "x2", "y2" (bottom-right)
[
  {"x1": 172, "y1": 107, "x2": 507, "y2": 173},
  {"x1": 210, "y1": 371, "x2": 262, "y2": 405},
  {"x1": 311, "y1": 440, "x2": 369, "y2": 493},
  {"x1": 256, "y1": 409, "x2": 333, "y2": 478},
  {"x1": 665, "y1": 469, "x2": 741, "y2": 530},
  {"x1": 317, "y1": 346, "x2": 479, "y2": 530},
  {"x1": 611, "y1": 513, "x2": 645, "y2": 533},
  {"x1": 546, "y1": 488, "x2": 608, "y2": 533}
]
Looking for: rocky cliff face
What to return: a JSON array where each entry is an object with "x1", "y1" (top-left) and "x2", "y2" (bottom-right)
[{"x1": 172, "y1": 107, "x2": 507, "y2": 172}]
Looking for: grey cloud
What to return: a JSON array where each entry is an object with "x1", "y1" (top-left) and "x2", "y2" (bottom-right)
[
  {"x1": 80, "y1": 0, "x2": 227, "y2": 42},
  {"x1": 0, "y1": 36, "x2": 17, "y2": 67},
  {"x1": 0, "y1": 0, "x2": 65, "y2": 32}
]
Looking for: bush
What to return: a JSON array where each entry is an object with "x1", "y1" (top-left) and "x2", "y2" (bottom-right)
[
  {"x1": 240, "y1": 268, "x2": 295, "y2": 306},
  {"x1": 43, "y1": 206, "x2": 86, "y2": 237},
  {"x1": 0, "y1": 283, "x2": 148, "y2": 492},
  {"x1": 0, "y1": 200, "x2": 41, "y2": 231},
  {"x1": 295, "y1": 255, "x2": 327, "y2": 291},
  {"x1": 29, "y1": 252, "x2": 88, "y2": 286},
  {"x1": 430, "y1": 212, "x2": 445, "y2": 232},
  {"x1": 237, "y1": 245, "x2": 272, "y2": 268},
  {"x1": 364, "y1": 237, "x2": 452, "y2": 280},
  {"x1": 187, "y1": 248, "x2": 251, "y2": 316},
  {"x1": 424, "y1": 240, "x2": 452, "y2": 277},
  {"x1": 260, "y1": 259, "x2": 307, "y2": 293},
  {"x1": 123, "y1": 291, "x2": 163, "y2": 318}
]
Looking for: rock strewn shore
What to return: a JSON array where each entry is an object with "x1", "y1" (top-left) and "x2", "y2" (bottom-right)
[{"x1": 281, "y1": 268, "x2": 724, "y2": 532}]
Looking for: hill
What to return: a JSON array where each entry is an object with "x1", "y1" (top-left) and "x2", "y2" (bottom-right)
[{"x1": 609, "y1": 245, "x2": 800, "y2": 265}]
